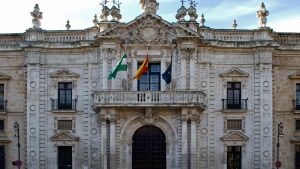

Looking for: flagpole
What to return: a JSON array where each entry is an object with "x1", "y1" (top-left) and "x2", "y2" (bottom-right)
[{"x1": 147, "y1": 47, "x2": 149, "y2": 91}]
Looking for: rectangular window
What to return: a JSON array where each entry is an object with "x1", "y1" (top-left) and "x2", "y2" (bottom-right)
[
  {"x1": 0, "y1": 84, "x2": 4, "y2": 110},
  {"x1": 227, "y1": 82, "x2": 241, "y2": 109},
  {"x1": 57, "y1": 120, "x2": 73, "y2": 130},
  {"x1": 296, "y1": 84, "x2": 300, "y2": 110},
  {"x1": 296, "y1": 145, "x2": 300, "y2": 169},
  {"x1": 296, "y1": 120, "x2": 300, "y2": 131},
  {"x1": 58, "y1": 82, "x2": 72, "y2": 109},
  {"x1": 0, "y1": 145, "x2": 4, "y2": 169},
  {"x1": 227, "y1": 119, "x2": 242, "y2": 130},
  {"x1": 138, "y1": 63, "x2": 161, "y2": 91},
  {"x1": 227, "y1": 146, "x2": 241, "y2": 169},
  {"x1": 58, "y1": 146, "x2": 72, "y2": 169},
  {"x1": 0, "y1": 120, "x2": 4, "y2": 131}
]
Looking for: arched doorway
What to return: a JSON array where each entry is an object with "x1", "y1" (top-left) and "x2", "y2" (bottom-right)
[{"x1": 132, "y1": 125, "x2": 166, "y2": 169}]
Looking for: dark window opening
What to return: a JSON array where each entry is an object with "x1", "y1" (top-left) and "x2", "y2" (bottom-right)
[
  {"x1": 138, "y1": 63, "x2": 161, "y2": 91},
  {"x1": 57, "y1": 120, "x2": 72, "y2": 130},
  {"x1": 0, "y1": 120, "x2": 4, "y2": 131},
  {"x1": 227, "y1": 82, "x2": 241, "y2": 109},
  {"x1": 58, "y1": 82, "x2": 72, "y2": 109},
  {"x1": 296, "y1": 84, "x2": 300, "y2": 110},
  {"x1": 0, "y1": 145, "x2": 5, "y2": 169},
  {"x1": 227, "y1": 119, "x2": 242, "y2": 130},
  {"x1": 58, "y1": 146, "x2": 72, "y2": 169},
  {"x1": 227, "y1": 146, "x2": 242, "y2": 169},
  {"x1": 296, "y1": 145, "x2": 300, "y2": 169},
  {"x1": 0, "y1": 84, "x2": 4, "y2": 110}
]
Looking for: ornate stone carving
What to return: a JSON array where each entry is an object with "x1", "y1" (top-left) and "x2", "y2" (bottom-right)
[
  {"x1": 176, "y1": 6, "x2": 187, "y2": 22},
  {"x1": 219, "y1": 68, "x2": 249, "y2": 78},
  {"x1": 0, "y1": 72, "x2": 11, "y2": 80},
  {"x1": 110, "y1": 5, "x2": 122, "y2": 21},
  {"x1": 256, "y1": 2, "x2": 269, "y2": 28},
  {"x1": 200, "y1": 13, "x2": 206, "y2": 27},
  {"x1": 187, "y1": 0, "x2": 198, "y2": 21},
  {"x1": 232, "y1": 19, "x2": 237, "y2": 29},
  {"x1": 65, "y1": 20, "x2": 71, "y2": 30},
  {"x1": 139, "y1": 108, "x2": 159, "y2": 124},
  {"x1": 100, "y1": 4, "x2": 110, "y2": 21},
  {"x1": 31, "y1": 4, "x2": 43, "y2": 29},
  {"x1": 140, "y1": 0, "x2": 159, "y2": 14},
  {"x1": 93, "y1": 14, "x2": 99, "y2": 27}
]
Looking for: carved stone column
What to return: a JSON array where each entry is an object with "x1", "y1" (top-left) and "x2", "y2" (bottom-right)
[
  {"x1": 161, "y1": 57, "x2": 167, "y2": 91},
  {"x1": 190, "y1": 109, "x2": 199, "y2": 169},
  {"x1": 109, "y1": 110, "x2": 116, "y2": 169},
  {"x1": 100, "y1": 115, "x2": 107, "y2": 169},
  {"x1": 181, "y1": 108, "x2": 188, "y2": 169},
  {"x1": 111, "y1": 53, "x2": 117, "y2": 89},
  {"x1": 189, "y1": 50, "x2": 197, "y2": 90},
  {"x1": 102, "y1": 50, "x2": 109, "y2": 89}
]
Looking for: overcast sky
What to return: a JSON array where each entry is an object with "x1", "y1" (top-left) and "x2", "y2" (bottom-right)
[{"x1": 0, "y1": 0, "x2": 299, "y2": 33}]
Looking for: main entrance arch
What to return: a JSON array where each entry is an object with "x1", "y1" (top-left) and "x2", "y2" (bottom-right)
[{"x1": 132, "y1": 125, "x2": 166, "y2": 169}]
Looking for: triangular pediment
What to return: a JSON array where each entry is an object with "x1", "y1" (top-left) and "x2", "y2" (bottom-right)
[
  {"x1": 0, "y1": 72, "x2": 11, "y2": 80},
  {"x1": 50, "y1": 68, "x2": 79, "y2": 79},
  {"x1": 221, "y1": 131, "x2": 249, "y2": 142},
  {"x1": 50, "y1": 131, "x2": 79, "y2": 142},
  {"x1": 97, "y1": 13, "x2": 201, "y2": 44},
  {"x1": 0, "y1": 134, "x2": 11, "y2": 143},
  {"x1": 289, "y1": 72, "x2": 300, "y2": 79},
  {"x1": 219, "y1": 68, "x2": 249, "y2": 78}
]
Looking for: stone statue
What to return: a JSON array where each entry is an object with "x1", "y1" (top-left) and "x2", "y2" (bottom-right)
[
  {"x1": 188, "y1": 0, "x2": 198, "y2": 21},
  {"x1": 176, "y1": 6, "x2": 187, "y2": 22},
  {"x1": 31, "y1": 4, "x2": 43, "y2": 29},
  {"x1": 257, "y1": 2, "x2": 269, "y2": 28},
  {"x1": 140, "y1": 0, "x2": 159, "y2": 14}
]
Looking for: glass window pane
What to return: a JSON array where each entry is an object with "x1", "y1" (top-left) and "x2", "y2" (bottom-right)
[
  {"x1": 150, "y1": 75, "x2": 159, "y2": 83},
  {"x1": 151, "y1": 65, "x2": 160, "y2": 73},
  {"x1": 140, "y1": 75, "x2": 148, "y2": 83},
  {"x1": 150, "y1": 84, "x2": 159, "y2": 91},
  {"x1": 139, "y1": 84, "x2": 148, "y2": 91}
]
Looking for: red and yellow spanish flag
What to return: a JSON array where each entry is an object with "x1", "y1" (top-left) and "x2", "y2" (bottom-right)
[{"x1": 133, "y1": 51, "x2": 148, "y2": 80}]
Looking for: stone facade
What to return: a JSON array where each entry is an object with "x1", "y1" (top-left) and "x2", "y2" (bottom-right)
[{"x1": 0, "y1": 1, "x2": 299, "y2": 169}]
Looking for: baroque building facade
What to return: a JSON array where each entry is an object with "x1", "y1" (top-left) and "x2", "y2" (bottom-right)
[{"x1": 0, "y1": 0, "x2": 299, "y2": 169}]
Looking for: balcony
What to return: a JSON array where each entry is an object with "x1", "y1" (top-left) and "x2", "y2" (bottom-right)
[
  {"x1": 92, "y1": 90, "x2": 206, "y2": 110},
  {"x1": 222, "y1": 99, "x2": 248, "y2": 113},
  {"x1": 51, "y1": 99, "x2": 77, "y2": 112},
  {"x1": 0, "y1": 100, "x2": 7, "y2": 112}
]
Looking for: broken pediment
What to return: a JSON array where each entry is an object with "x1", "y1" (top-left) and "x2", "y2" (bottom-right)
[
  {"x1": 50, "y1": 131, "x2": 79, "y2": 142},
  {"x1": 50, "y1": 68, "x2": 80, "y2": 79},
  {"x1": 219, "y1": 68, "x2": 249, "y2": 78},
  {"x1": 289, "y1": 72, "x2": 300, "y2": 79},
  {"x1": 221, "y1": 131, "x2": 249, "y2": 142},
  {"x1": 0, "y1": 72, "x2": 11, "y2": 80},
  {"x1": 97, "y1": 13, "x2": 201, "y2": 45}
]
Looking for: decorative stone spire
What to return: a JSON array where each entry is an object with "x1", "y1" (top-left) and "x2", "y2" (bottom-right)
[
  {"x1": 187, "y1": 0, "x2": 198, "y2": 21},
  {"x1": 30, "y1": 4, "x2": 43, "y2": 29},
  {"x1": 111, "y1": 0, "x2": 122, "y2": 21},
  {"x1": 200, "y1": 13, "x2": 206, "y2": 27},
  {"x1": 176, "y1": 0, "x2": 187, "y2": 22},
  {"x1": 140, "y1": 0, "x2": 159, "y2": 14},
  {"x1": 256, "y1": 2, "x2": 269, "y2": 28},
  {"x1": 232, "y1": 19, "x2": 237, "y2": 29},
  {"x1": 93, "y1": 14, "x2": 99, "y2": 26},
  {"x1": 100, "y1": 0, "x2": 110, "y2": 21},
  {"x1": 65, "y1": 20, "x2": 71, "y2": 30}
]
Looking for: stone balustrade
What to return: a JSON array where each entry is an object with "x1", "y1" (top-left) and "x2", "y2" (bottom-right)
[
  {"x1": 0, "y1": 34, "x2": 23, "y2": 47},
  {"x1": 275, "y1": 33, "x2": 300, "y2": 45},
  {"x1": 92, "y1": 90, "x2": 206, "y2": 108},
  {"x1": 44, "y1": 31, "x2": 86, "y2": 42},
  {"x1": 212, "y1": 31, "x2": 254, "y2": 41}
]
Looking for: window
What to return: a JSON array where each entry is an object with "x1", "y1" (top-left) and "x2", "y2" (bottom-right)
[
  {"x1": 138, "y1": 63, "x2": 160, "y2": 91},
  {"x1": 58, "y1": 146, "x2": 72, "y2": 169},
  {"x1": 227, "y1": 119, "x2": 242, "y2": 130},
  {"x1": 227, "y1": 146, "x2": 241, "y2": 169},
  {"x1": 0, "y1": 84, "x2": 4, "y2": 110},
  {"x1": 0, "y1": 120, "x2": 4, "y2": 131},
  {"x1": 57, "y1": 120, "x2": 73, "y2": 130},
  {"x1": 0, "y1": 145, "x2": 4, "y2": 169},
  {"x1": 58, "y1": 82, "x2": 72, "y2": 109},
  {"x1": 227, "y1": 82, "x2": 241, "y2": 109},
  {"x1": 296, "y1": 120, "x2": 300, "y2": 131},
  {"x1": 296, "y1": 145, "x2": 300, "y2": 169},
  {"x1": 296, "y1": 84, "x2": 300, "y2": 110}
]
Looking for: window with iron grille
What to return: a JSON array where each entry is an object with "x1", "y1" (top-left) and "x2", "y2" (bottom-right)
[
  {"x1": 0, "y1": 120, "x2": 4, "y2": 131},
  {"x1": 0, "y1": 145, "x2": 4, "y2": 169},
  {"x1": 296, "y1": 120, "x2": 300, "y2": 130},
  {"x1": 57, "y1": 120, "x2": 73, "y2": 130},
  {"x1": 138, "y1": 63, "x2": 161, "y2": 91},
  {"x1": 227, "y1": 119, "x2": 242, "y2": 130},
  {"x1": 296, "y1": 84, "x2": 300, "y2": 110}
]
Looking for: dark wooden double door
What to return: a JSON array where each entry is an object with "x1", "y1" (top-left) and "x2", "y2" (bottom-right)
[
  {"x1": 132, "y1": 125, "x2": 166, "y2": 169},
  {"x1": 58, "y1": 146, "x2": 72, "y2": 169},
  {"x1": 227, "y1": 146, "x2": 242, "y2": 169}
]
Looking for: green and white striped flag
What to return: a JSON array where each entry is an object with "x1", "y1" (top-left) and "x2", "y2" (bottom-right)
[{"x1": 108, "y1": 53, "x2": 127, "y2": 80}]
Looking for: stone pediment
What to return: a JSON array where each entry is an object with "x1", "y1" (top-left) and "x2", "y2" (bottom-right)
[
  {"x1": 219, "y1": 68, "x2": 249, "y2": 78},
  {"x1": 50, "y1": 68, "x2": 80, "y2": 79},
  {"x1": 98, "y1": 13, "x2": 201, "y2": 44},
  {"x1": 289, "y1": 72, "x2": 300, "y2": 79},
  {"x1": 221, "y1": 131, "x2": 249, "y2": 142},
  {"x1": 0, "y1": 72, "x2": 11, "y2": 80},
  {"x1": 50, "y1": 131, "x2": 79, "y2": 142},
  {"x1": 0, "y1": 134, "x2": 11, "y2": 143}
]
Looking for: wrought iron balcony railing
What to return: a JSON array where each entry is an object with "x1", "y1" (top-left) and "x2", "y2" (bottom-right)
[
  {"x1": 92, "y1": 90, "x2": 206, "y2": 108},
  {"x1": 51, "y1": 99, "x2": 77, "y2": 111},
  {"x1": 293, "y1": 99, "x2": 300, "y2": 110},
  {"x1": 222, "y1": 99, "x2": 248, "y2": 110},
  {"x1": 0, "y1": 100, "x2": 7, "y2": 111}
]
